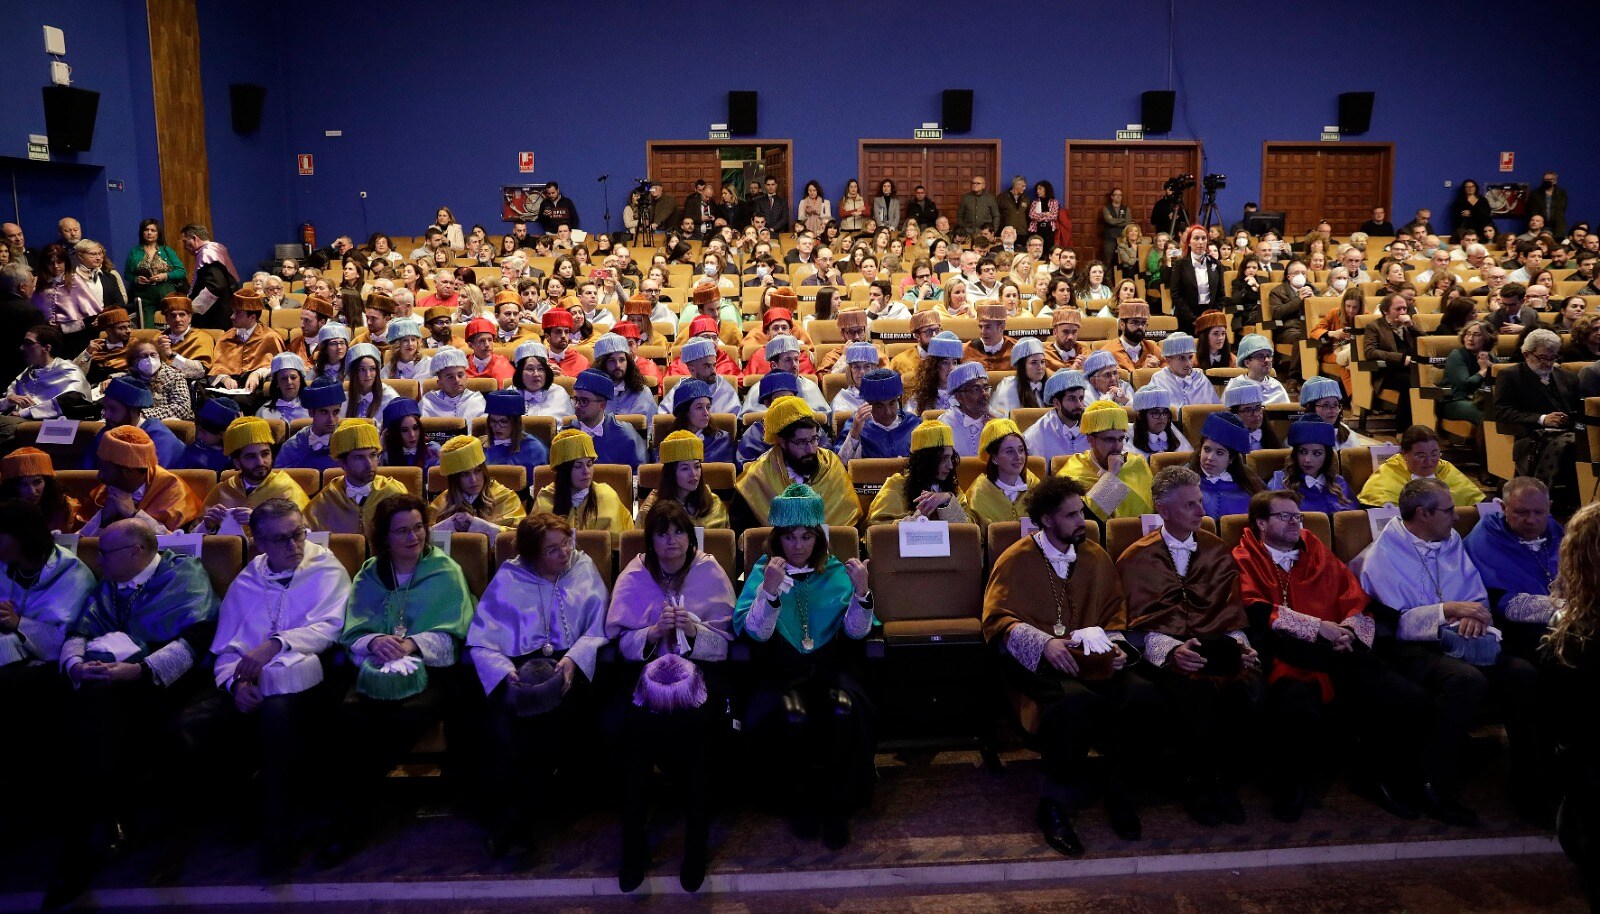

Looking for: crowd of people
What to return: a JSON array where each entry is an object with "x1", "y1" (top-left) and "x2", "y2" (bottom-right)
[{"x1": 3, "y1": 167, "x2": 1600, "y2": 909}]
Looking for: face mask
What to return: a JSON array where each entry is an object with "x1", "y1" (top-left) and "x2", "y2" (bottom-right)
[
  {"x1": 702, "y1": 264, "x2": 717, "y2": 276},
  {"x1": 136, "y1": 356, "x2": 160, "y2": 376},
  {"x1": 1289, "y1": 275, "x2": 1307, "y2": 289},
  {"x1": 1331, "y1": 278, "x2": 1348, "y2": 292}
]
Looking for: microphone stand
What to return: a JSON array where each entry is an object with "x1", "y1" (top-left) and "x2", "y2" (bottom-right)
[{"x1": 598, "y1": 175, "x2": 612, "y2": 236}]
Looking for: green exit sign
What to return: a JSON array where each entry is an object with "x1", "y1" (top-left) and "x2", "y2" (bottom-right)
[
  {"x1": 1116, "y1": 129, "x2": 1143, "y2": 141},
  {"x1": 708, "y1": 130, "x2": 731, "y2": 140},
  {"x1": 914, "y1": 128, "x2": 943, "y2": 140}
]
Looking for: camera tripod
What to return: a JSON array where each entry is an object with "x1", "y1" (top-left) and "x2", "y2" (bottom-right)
[{"x1": 1196, "y1": 186, "x2": 1222, "y2": 233}]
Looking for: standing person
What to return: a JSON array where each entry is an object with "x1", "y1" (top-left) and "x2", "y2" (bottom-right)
[
  {"x1": 32, "y1": 243, "x2": 100, "y2": 357},
  {"x1": 0, "y1": 263, "x2": 45, "y2": 389},
  {"x1": 996, "y1": 175, "x2": 1030, "y2": 237},
  {"x1": 837, "y1": 179, "x2": 867, "y2": 234},
  {"x1": 123, "y1": 219, "x2": 185, "y2": 329},
  {"x1": 1168, "y1": 226, "x2": 1221, "y2": 335},
  {"x1": 1028, "y1": 181, "x2": 1061, "y2": 253},
  {"x1": 872, "y1": 179, "x2": 900, "y2": 232},
  {"x1": 1100, "y1": 189, "x2": 1131, "y2": 271},
  {"x1": 180, "y1": 224, "x2": 239, "y2": 331},
  {"x1": 958, "y1": 175, "x2": 1000, "y2": 236},
  {"x1": 797, "y1": 181, "x2": 832, "y2": 236},
  {"x1": 1532, "y1": 172, "x2": 1567, "y2": 240}
]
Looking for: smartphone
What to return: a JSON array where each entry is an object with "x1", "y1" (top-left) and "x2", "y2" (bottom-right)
[{"x1": 592, "y1": 268, "x2": 611, "y2": 280}]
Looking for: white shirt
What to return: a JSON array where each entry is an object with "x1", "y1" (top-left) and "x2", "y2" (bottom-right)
[
  {"x1": 1192, "y1": 256, "x2": 1211, "y2": 303},
  {"x1": 1266, "y1": 543, "x2": 1299, "y2": 573},
  {"x1": 1162, "y1": 529, "x2": 1198, "y2": 576},
  {"x1": 1032, "y1": 531, "x2": 1076, "y2": 578}
]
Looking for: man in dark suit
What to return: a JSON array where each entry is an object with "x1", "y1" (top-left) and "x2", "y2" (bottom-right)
[
  {"x1": 1267, "y1": 259, "x2": 1314, "y2": 378},
  {"x1": 645, "y1": 184, "x2": 678, "y2": 235},
  {"x1": 0, "y1": 263, "x2": 46, "y2": 390},
  {"x1": 180, "y1": 224, "x2": 239, "y2": 331},
  {"x1": 682, "y1": 180, "x2": 715, "y2": 237},
  {"x1": 1167, "y1": 228, "x2": 1221, "y2": 334},
  {"x1": 906, "y1": 185, "x2": 938, "y2": 228},
  {"x1": 1362, "y1": 293, "x2": 1418, "y2": 428},
  {"x1": 1496, "y1": 327, "x2": 1581, "y2": 506},
  {"x1": 750, "y1": 177, "x2": 790, "y2": 233},
  {"x1": 1532, "y1": 172, "x2": 1568, "y2": 240},
  {"x1": 1358, "y1": 206, "x2": 1395, "y2": 237}
]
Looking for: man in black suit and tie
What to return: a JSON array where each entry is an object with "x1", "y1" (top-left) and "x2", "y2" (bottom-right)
[
  {"x1": 1495, "y1": 327, "x2": 1581, "y2": 507},
  {"x1": 1167, "y1": 226, "x2": 1220, "y2": 334},
  {"x1": 751, "y1": 177, "x2": 790, "y2": 234},
  {"x1": 1362, "y1": 293, "x2": 1418, "y2": 429}
]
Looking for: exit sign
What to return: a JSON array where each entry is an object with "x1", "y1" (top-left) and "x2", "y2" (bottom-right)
[
  {"x1": 1321, "y1": 130, "x2": 1342, "y2": 142},
  {"x1": 1116, "y1": 129, "x2": 1143, "y2": 141},
  {"x1": 914, "y1": 127, "x2": 943, "y2": 140},
  {"x1": 708, "y1": 129, "x2": 730, "y2": 140}
]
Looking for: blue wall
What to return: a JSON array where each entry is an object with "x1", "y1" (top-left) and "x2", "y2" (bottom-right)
[{"x1": 1, "y1": 0, "x2": 160, "y2": 260}]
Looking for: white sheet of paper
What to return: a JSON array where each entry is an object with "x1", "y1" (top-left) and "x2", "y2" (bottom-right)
[
  {"x1": 307, "y1": 531, "x2": 331, "y2": 546},
  {"x1": 1476, "y1": 498, "x2": 1502, "y2": 518},
  {"x1": 898, "y1": 519, "x2": 951, "y2": 557},
  {"x1": 694, "y1": 526, "x2": 705, "y2": 550},
  {"x1": 1367, "y1": 505, "x2": 1400, "y2": 541},
  {"x1": 205, "y1": 387, "x2": 253, "y2": 396},
  {"x1": 215, "y1": 514, "x2": 247, "y2": 536},
  {"x1": 192, "y1": 288, "x2": 219, "y2": 315},
  {"x1": 54, "y1": 533, "x2": 81, "y2": 553},
  {"x1": 35, "y1": 418, "x2": 81, "y2": 446},
  {"x1": 430, "y1": 530, "x2": 453, "y2": 555},
  {"x1": 1140, "y1": 513, "x2": 1165, "y2": 537},
  {"x1": 1369, "y1": 444, "x2": 1400, "y2": 469},
  {"x1": 157, "y1": 532, "x2": 204, "y2": 556}
]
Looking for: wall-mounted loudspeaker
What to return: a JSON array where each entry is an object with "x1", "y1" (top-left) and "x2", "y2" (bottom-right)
[
  {"x1": 1338, "y1": 92, "x2": 1374, "y2": 134},
  {"x1": 230, "y1": 83, "x2": 267, "y2": 135},
  {"x1": 1141, "y1": 90, "x2": 1175, "y2": 134},
  {"x1": 941, "y1": 89, "x2": 973, "y2": 133},
  {"x1": 728, "y1": 91, "x2": 758, "y2": 135},
  {"x1": 42, "y1": 85, "x2": 100, "y2": 153}
]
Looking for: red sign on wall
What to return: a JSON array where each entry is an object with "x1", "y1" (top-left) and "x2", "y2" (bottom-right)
[
  {"x1": 1499, "y1": 151, "x2": 1515, "y2": 173},
  {"x1": 518, "y1": 151, "x2": 535, "y2": 173},
  {"x1": 298, "y1": 154, "x2": 314, "y2": 176}
]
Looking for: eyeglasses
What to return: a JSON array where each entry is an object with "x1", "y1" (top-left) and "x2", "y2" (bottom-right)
[
  {"x1": 572, "y1": 396, "x2": 603, "y2": 407},
  {"x1": 1267, "y1": 512, "x2": 1303, "y2": 524},
  {"x1": 261, "y1": 527, "x2": 309, "y2": 548},
  {"x1": 1235, "y1": 405, "x2": 1265, "y2": 416}
]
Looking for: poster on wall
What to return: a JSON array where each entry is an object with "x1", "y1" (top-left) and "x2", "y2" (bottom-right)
[
  {"x1": 1486, "y1": 182, "x2": 1529, "y2": 217},
  {"x1": 501, "y1": 184, "x2": 547, "y2": 223}
]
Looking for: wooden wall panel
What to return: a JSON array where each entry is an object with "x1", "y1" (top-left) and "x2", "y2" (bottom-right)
[
  {"x1": 1064, "y1": 141, "x2": 1201, "y2": 261},
  {"x1": 859, "y1": 140, "x2": 1000, "y2": 231},
  {"x1": 147, "y1": 0, "x2": 211, "y2": 272},
  {"x1": 1261, "y1": 143, "x2": 1394, "y2": 235}
]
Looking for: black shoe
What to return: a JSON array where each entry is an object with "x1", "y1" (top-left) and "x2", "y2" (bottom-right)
[
  {"x1": 1419, "y1": 782, "x2": 1480, "y2": 828},
  {"x1": 1215, "y1": 789, "x2": 1246, "y2": 825},
  {"x1": 618, "y1": 825, "x2": 648, "y2": 893},
  {"x1": 680, "y1": 822, "x2": 709, "y2": 893},
  {"x1": 821, "y1": 814, "x2": 850, "y2": 851},
  {"x1": 1351, "y1": 775, "x2": 1421, "y2": 820},
  {"x1": 1105, "y1": 795, "x2": 1143, "y2": 841},
  {"x1": 1035, "y1": 799, "x2": 1084, "y2": 857},
  {"x1": 1183, "y1": 791, "x2": 1222, "y2": 828},
  {"x1": 1271, "y1": 784, "x2": 1306, "y2": 824}
]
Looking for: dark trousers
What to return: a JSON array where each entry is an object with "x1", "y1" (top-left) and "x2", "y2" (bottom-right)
[
  {"x1": 603, "y1": 663, "x2": 725, "y2": 833},
  {"x1": 0, "y1": 662, "x2": 70, "y2": 821},
  {"x1": 1004, "y1": 664, "x2": 1164, "y2": 810},
  {"x1": 64, "y1": 671, "x2": 208, "y2": 831},
  {"x1": 1144, "y1": 664, "x2": 1261, "y2": 787},
  {"x1": 1265, "y1": 653, "x2": 1431, "y2": 790},
  {"x1": 480, "y1": 671, "x2": 592, "y2": 835},
  {"x1": 330, "y1": 675, "x2": 453, "y2": 833},
  {"x1": 1385, "y1": 642, "x2": 1541, "y2": 788}
]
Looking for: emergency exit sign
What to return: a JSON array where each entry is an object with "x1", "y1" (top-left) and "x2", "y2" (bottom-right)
[{"x1": 914, "y1": 128, "x2": 943, "y2": 140}]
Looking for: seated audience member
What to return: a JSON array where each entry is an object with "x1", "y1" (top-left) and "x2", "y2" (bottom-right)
[
  {"x1": 816, "y1": 310, "x2": 878, "y2": 376},
  {"x1": 1081, "y1": 349, "x2": 1132, "y2": 406},
  {"x1": 76, "y1": 426, "x2": 203, "y2": 534},
  {"x1": 1357, "y1": 478, "x2": 1543, "y2": 827},
  {"x1": 540, "y1": 309, "x2": 590, "y2": 377},
  {"x1": 0, "y1": 498, "x2": 96, "y2": 672},
  {"x1": 733, "y1": 483, "x2": 876, "y2": 849},
  {"x1": 1267, "y1": 260, "x2": 1313, "y2": 377},
  {"x1": 321, "y1": 495, "x2": 473, "y2": 866},
  {"x1": 636, "y1": 430, "x2": 730, "y2": 529},
  {"x1": 420, "y1": 348, "x2": 487, "y2": 421},
  {"x1": 1309, "y1": 288, "x2": 1362, "y2": 396},
  {"x1": 1268, "y1": 416, "x2": 1357, "y2": 515},
  {"x1": 1024, "y1": 369, "x2": 1092, "y2": 462},
  {"x1": 510, "y1": 340, "x2": 574, "y2": 419},
  {"x1": 1, "y1": 447, "x2": 81, "y2": 532},
  {"x1": 46, "y1": 519, "x2": 219, "y2": 908},
  {"x1": 74, "y1": 307, "x2": 135, "y2": 387},
  {"x1": 531, "y1": 429, "x2": 631, "y2": 543},
  {"x1": 660, "y1": 337, "x2": 742, "y2": 415},
  {"x1": 1128, "y1": 386, "x2": 1190, "y2": 458},
  {"x1": 868, "y1": 420, "x2": 970, "y2": 524},
  {"x1": 1100, "y1": 300, "x2": 1161, "y2": 371},
  {"x1": 592, "y1": 332, "x2": 657, "y2": 417},
  {"x1": 568, "y1": 368, "x2": 647, "y2": 469},
  {"x1": 423, "y1": 306, "x2": 466, "y2": 354},
  {"x1": 1121, "y1": 466, "x2": 1259, "y2": 827},
  {"x1": 289, "y1": 294, "x2": 336, "y2": 363},
  {"x1": 275, "y1": 377, "x2": 347, "y2": 471},
  {"x1": 1438, "y1": 320, "x2": 1499, "y2": 425},
  {"x1": 84, "y1": 376, "x2": 186, "y2": 468},
  {"x1": 180, "y1": 397, "x2": 242, "y2": 472},
  {"x1": 743, "y1": 304, "x2": 817, "y2": 375},
  {"x1": 990, "y1": 338, "x2": 1047, "y2": 416},
  {"x1": 380, "y1": 398, "x2": 439, "y2": 474},
  {"x1": 829, "y1": 342, "x2": 891, "y2": 413},
  {"x1": 668, "y1": 316, "x2": 739, "y2": 378},
  {"x1": 1298, "y1": 375, "x2": 1381, "y2": 448},
  {"x1": 207, "y1": 289, "x2": 284, "y2": 389},
  {"x1": 311, "y1": 324, "x2": 351, "y2": 384},
  {"x1": 1235, "y1": 334, "x2": 1289, "y2": 405},
  {"x1": 156, "y1": 294, "x2": 215, "y2": 380},
  {"x1": 1148, "y1": 332, "x2": 1219, "y2": 406},
  {"x1": 938, "y1": 361, "x2": 998, "y2": 457},
  {"x1": 1194, "y1": 310, "x2": 1234, "y2": 371},
  {"x1": 1042, "y1": 308, "x2": 1090, "y2": 372},
  {"x1": 1233, "y1": 489, "x2": 1425, "y2": 823},
  {"x1": 462, "y1": 317, "x2": 513, "y2": 384},
  {"x1": 890, "y1": 311, "x2": 944, "y2": 378},
  {"x1": 1359, "y1": 425, "x2": 1483, "y2": 508},
  {"x1": 737, "y1": 373, "x2": 823, "y2": 468},
  {"x1": 469, "y1": 511, "x2": 611, "y2": 867},
  {"x1": 382, "y1": 318, "x2": 432, "y2": 381},
  {"x1": 1192, "y1": 412, "x2": 1265, "y2": 521},
  {"x1": 963, "y1": 303, "x2": 1016, "y2": 370},
  {"x1": 255, "y1": 353, "x2": 310, "y2": 423},
  {"x1": 907, "y1": 330, "x2": 964, "y2": 413},
  {"x1": 197, "y1": 497, "x2": 351, "y2": 878},
  {"x1": 1222, "y1": 377, "x2": 1280, "y2": 451},
  {"x1": 1463, "y1": 477, "x2": 1562, "y2": 663},
  {"x1": 1362, "y1": 293, "x2": 1418, "y2": 428},
  {"x1": 983, "y1": 475, "x2": 1154, "y2": 854},
  {"x1": 481, "y1": 389, "x2": 549, "y2": 484},
  {"x1": 200, "y1": 416, "x2": 310, "y2": 534},
  {"x1": 343, "y1": 343, "x2": 397, "y2": 422},
  {"x1": 740, "y1": 335, "x2": 829, "y2": 413},
  {"x1": 665, "y1": 379, "x2": 736, "y2": 465},
  {"x1": 836, "y1": 369, "x2": 917, "y2": 462},
  {"x1": 1057, "y1": 400, "x2": 1153, "y2": 522},
  {"x1": 432, "y1": 436, "x2": 526, "y2": 535},
  {"x1": 1495, "y1": 328, "x2": 1581, "y2": 508},
  {"x1": 2, "y1": 324, "x2": 90, "y2": 419},
  {"x1": 962, "y1": 418, "x2": 1039, "y2": 532},
  {"x1": 734, "y1": 395, "x2": 858, "y2": 530},
  {"x1": 305, "y1": 419, "x2": 408, "y2": 533},
  {"x1": 1485, "y1": 282, "x2": 1540, "y2": 333}
]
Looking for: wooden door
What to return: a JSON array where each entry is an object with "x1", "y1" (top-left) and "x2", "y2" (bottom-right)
[
  {"x1": 1261, "y1": 143, "x2": 1393, "y2": 235},
  {"x1": 1064, "y1": 141, "x2": 1201, "y2": 263},
  {"x1": 645, "y1": 140, "x2": 794, "y2": 213},
  {"x1": 859, "y1": 140, "x2": 1001, "y2": 232},
  {"x1": 761, "y1": 146, "x2": 788, "y2": 197}
]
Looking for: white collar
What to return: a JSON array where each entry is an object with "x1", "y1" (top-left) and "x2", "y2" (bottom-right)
[
  {"x1": 1401, "y1": 523, "x2": 1446, "y2": 555},
  {"x1": 1522, "y1": 537, "x2": 1548, "y2": 551},
  {"x1": 994, "y1": 475, "x2": 1029, "y2": 499},
  {"x1": 236, "y1": 325, "x2": 255, "y2": 343},
  {"x1": 307, "y1": 430, "x2": 331, "y2": 448},
  {"x1": 345, "y1": 479, "x2": 373, "y2": 499},
  {"x1": 576, "y1": 417, "x2": 605, "y2": 437},
  {"x1": 492, "y1": 438, "x2": 512, "y2": 447},
  {"x1": 982, "y1": 339, "x2": 1005, "y2": 354},
  {"x1": 1303, "y1": 474, "x2": 1325, "y2": 490},
  {"x1": 1161, "y1": 528, "x2": 1197, "y2": 553},
  {"x1": 1265, "y1": 542, "x2": 1300, "y2": 571},
  {"x1": 118, "y1": 553, "x2": 162, "y2": 590},
  {"x1": 570, "y1": 487, "x2": 591, "y2": 505},
  {"x1": 166, "y1": 327, "x2": 189, "y2": 342},
  {"x1": 1031, "y1": 530, "x2": 1076, "y2": 572},
  {"x1": 1248, "y1": 429, "x2": 1262, "y2": 445},
  {"x1": 952, "y1": 409, "x2": 987, "y2": 429},
  {"x1": 1204, "y1": 470, "x2": 1233, "y2": 483},
  {"x1": 472, "y1": 355, "x2": 492, "y2": 368}
]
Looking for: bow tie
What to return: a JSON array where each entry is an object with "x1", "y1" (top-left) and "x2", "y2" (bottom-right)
[
  {"x1": 1204, "y1": 472, "x2": 1233, "y2": 484},
  {"x1": 308, "y1": 433, "x2": 330, "y2": 449},
  {"x1": 1522, "y1": 537, "x2": 1547, "y2": 551}
]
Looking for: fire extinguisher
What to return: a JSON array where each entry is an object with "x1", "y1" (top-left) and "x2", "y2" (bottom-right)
[{"x1": 299, "y1": 222, "x2": 316, "y2": 250}]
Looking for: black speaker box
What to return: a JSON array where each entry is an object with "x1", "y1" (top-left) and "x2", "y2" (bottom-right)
[
  {"x1": 230, "y1": 83, "x2": 267, "y2": 135},
  {"x1": 1338, "y1": 92, "x2": 1374, "y2": 134},
  {"x1": 42, "y1": 85, "x2": 100, "y2": 153},
  {"x1": 942, "y1": 89, "x2": 973, "y2": 133},
  {"x1": 728, "y1": 91, "x2": 758, "y2": 135},
  {"x1": 1141, "y1": 90, "x2": 1175, "y2": 134}
]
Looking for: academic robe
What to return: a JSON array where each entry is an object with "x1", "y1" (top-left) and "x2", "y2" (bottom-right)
[
  {"x1": 202, "y1": 469, "x2": 311, "y2": 515},
  {"x1": 341, "y1": 546, "x2": 474, "y2": 669},
  {"x1": 1233, "y1": 527, "x2": 1373, "y2": 701},
  {"x1": 545, "y1": 347, "x2": 590, "y2": 378},
  {"x1": 736, "y1": 420, "x2": 834, "y2": 470},
  {"x1": 276, "y1": 427, "x2": 339, "y2": 471},
  {"x1": 468, "y1": 551, "x2": 609, "y2": 693},
  {"x1": 420, "y1": 388, "x2": 486, "y2": 422},
  {"x1": 3, "y1": 358, "x2": 90, "y2": 419},
  {"x1": 1100, "y1": 337, "x2": 1162, "y2": 372},
  {"x1": 1200, "y1": 474, "x2": 1254, "y2": 522},
  {"x1": 1148, "y1": 367, "x2": 1221, "y2": 406},
  {"x1": 867, "y1": 473, "x2": 970, "y2": 525},
  {"x1": 1463, "y1": 512, "x2": 1562, "y2": 656},
  {"x1": 77, "y1": 467, "x2": 203, "y2": 533},
  {"x1": 304, "y1": 473, "x2": 410, "y2": 534},
  {"x1": 960, "y1": 472, "x2": 1039, "y2": 533},
  {"x1": 481, "y1": 435, "x2": 549, "y2": 489},
  {"x1": 1128, "y1": 427, "x2": 1192, "y2": 460},
  {"x1": 464, "y1": 353, "x2": 515, "y2": 384},
  {"x1": 609, "y1": 385, "x2": 658, "y2": 420},
  {"x1": 517, "y1": 384, "x2": 574, "y2": 420},
  {"x1": 210, "y1": 542, "x2": 350, "y2": 691},
  {"x1": 0, "y1": 545, "x2": 96, "y2": 666},
  {"x1": 837, "y1": 414, "x2": 917, "y2": 460},
  {"x1": 1119, "y1": 528, "x2": 1249, "y2": 669},
  {"x1": 1058, "y1": 451, "x2": 1154, "y2": 521},
  {"x1": 1357, "y1": 517, "x2": 1486, "y2": 645},
  {"x1": 1041, "y1": 341, "x2": 1091, "y2": 373},
  {"x1": 606, "y1": 552, "x2": 735, "y2": 662},
  {"x1": 1358, "y1": 454, "x2": 1483, "y2": 508},
  {"x1": 568, "y1": 416, "x2": 646, "y2": 469},
  {"x1": 734, "y1": 445, "x2": 860, "y2": 528},
  {"x1": 1266, "y1": 470, "x2": 1357, "y2": 515},
  {"x1": 733, "y1": 555, "x2": 874, "y2": 654},
  {"x1": 68, "y1": 550, "x2": 219, "y2": 681},
  {"x1": 962, "y1": 339, "x2": 1016, "y2": 372},
  {"x1": 1023, "y1": 411, "x2": 1090, "y2": 463},
  {"x1": 634, "y1": 490, "x2": 730, "y2": 530},
  {"x1": 658, "y1": 375, "x2": 741, "y2": 416},
  {"x1": 164, "y1": 329, "x2": 215, "y2": 377},
  {"x1": 531, "y1": 482, "x2": 630, "y2": 545},
  {"x1": 430, "y1": 479, "x2": 527, "y2": 536},
  {"x1": 178, "y1": 440, "x2": 231, "y2": 472},
  {"x1": 989, "y1": 375, "x2": 1045, "y2": 416},
  {"x1": 82, "y1": 419, "x2": 186, "y2": 470},
  {"x1": 209, "y1": 326, "x2": 285, "y2": 378}
]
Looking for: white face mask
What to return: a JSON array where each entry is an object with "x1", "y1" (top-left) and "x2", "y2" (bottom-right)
[
  {"x1": 135, "y1": 355, "x2": 160, "y2": 376},
  {"x1": 702, "y1": 264, "x2": 717, "y2": 276},
  {"x1": 1288, "y1": 274, "x2": 1307, "y2": 289},
  {"x1": 1331, "y1": 278, "x2": 1348, "y2": 292}
]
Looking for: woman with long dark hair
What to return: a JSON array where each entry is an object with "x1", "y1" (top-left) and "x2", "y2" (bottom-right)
[
  {"x1": 1452, "y1": 179, "x2": 1493, "y2": 237},
  {"x1": 380, "y1": 398, "x2": 439, "y2": 473},
  {"x1": 1190, "y1": 412, "x2": 1265, "y2": 522},
  {"x1": 638, "y1": 430, "x2": 729, "y2": 528},
  {"x1": 960, "y1": 418, "x2": 1037, "y2": 532},
  {"x1": 531, "y1": 429, "x2": 633, "y2": 545},
  {"x1": 1028, "y1": 180, "x2": 1060, "y2": 252},
  {"x1": 123, "y1": 218, "x2": 185, "y2": 328},
  {"x1": 343, "y1": 343, "x2": 396, "y2": 422},
  {"x1": 431, "y1": 436, "x2": 526, "y2": 534},
  {"x1": 1266, "y1": 417, "x2": 1356, "y2": 515},
  {"x1": 667, "y1": 380, "x2": 735, "y2": 465},
  {"x1": 868, "y1": 421, "x2": 969, "y2": 524},
  {"x1": 0, "y1": 448, "x2": 80, "y2": 533}
]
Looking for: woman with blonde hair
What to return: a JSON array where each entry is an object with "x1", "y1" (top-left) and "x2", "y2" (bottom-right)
[
  {"x1": 934, "y1": 273, "x2": 974, "y2": 319},
  {"x1": 1308, "y1": 286, "x2": 1364, "y2": 395}
]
